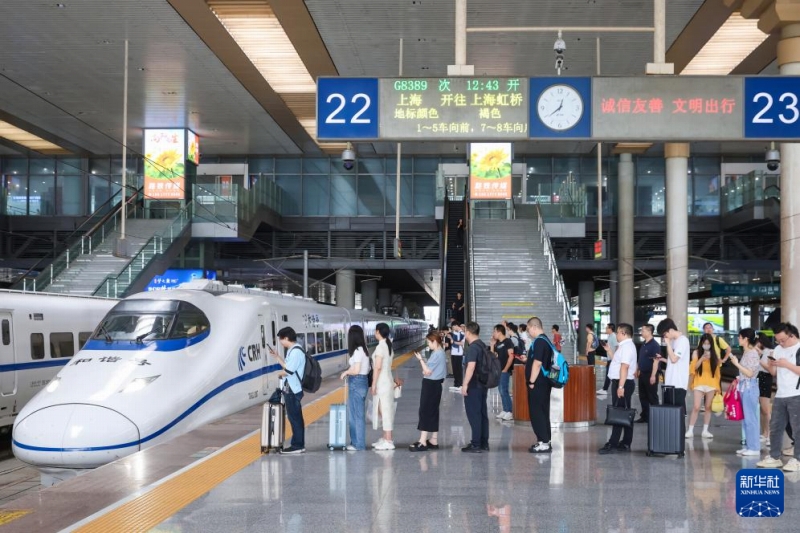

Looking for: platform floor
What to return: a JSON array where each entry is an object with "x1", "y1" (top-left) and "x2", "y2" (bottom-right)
[{"x1": 4, "y1": 356, "x2": 799, "y2": 532}]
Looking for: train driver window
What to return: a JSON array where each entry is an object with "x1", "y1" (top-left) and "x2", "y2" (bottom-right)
[
  {"x1": 50, "y1": 332, "x2": 75, "y2": 358},
  {"x1": 31, "y1": 333, "x2": 45, "y2": 360},
  {"x1": 172, "y1": 303, "x2": 210, "y2": 338},
  {"x1": 2, "y1": 319, "x2": 9, "y2": 345},
  {"x1": 78, "y1": 332, "x2": 92, "y2": 349},
  {"x1": 305, "y1": 333, "x2": 317, "y2": 356}
]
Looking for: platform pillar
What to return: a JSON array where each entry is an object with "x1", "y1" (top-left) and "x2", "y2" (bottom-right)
[
  {"x1": 578, "y1": 281, "x2": 595, "y2": 354},
  {"x1": 361, "y1": 280, "x2": 378, "y2": 312},
  {"x1": 665, "y1": 143, "x2": 689, "y2": 333},
  {"x1": 335, "y1": 269, "x2": 356, "y2": 309},
  {"x1": 617, "y1": 153, "x2": 635, "y2": 327},
  {"x1": 378, "y1": 288, "x2": 392, "y2": 313}
]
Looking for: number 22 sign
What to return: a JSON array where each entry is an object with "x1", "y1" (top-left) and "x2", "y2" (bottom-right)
[
  {"x1": 316, "y1": 78, "x2": 379, "y2": 140},
  {"x1": 744, "y1": 77, "x2": 800, "y2": 139}
]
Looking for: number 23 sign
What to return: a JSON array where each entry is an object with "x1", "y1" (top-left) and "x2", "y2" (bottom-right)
[
  {"x1": 317, "y1": 78, "x2": 379, "y2": 140},
  {"x1": 745, "y1": 77, "x2": 800, "y2": 139}
]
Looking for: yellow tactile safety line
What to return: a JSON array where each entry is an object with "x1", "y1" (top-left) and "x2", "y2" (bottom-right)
[
  {"x1": 74, "y1": 348, "x2": 417, "y2": 533},
  {"x1": 0, "y1": 510, "x2": 32, "y2": 526}
]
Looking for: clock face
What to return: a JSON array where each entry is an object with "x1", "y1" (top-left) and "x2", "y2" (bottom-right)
[{"x1": 537, "y1": 85, "x2": 583, "y2": 131}]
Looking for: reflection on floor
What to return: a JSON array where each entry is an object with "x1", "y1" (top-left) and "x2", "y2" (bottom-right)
[{"x1": 155, "y1": 363, "x2": 797, "y2": 532}]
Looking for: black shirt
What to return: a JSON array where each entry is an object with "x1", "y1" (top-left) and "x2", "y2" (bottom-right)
[
  {"x1": 464, "y1": 340, "x2": 484, "y2": 390},
  {"x1": 494, "y1": 338, "x2": 515, "y2": 374},
  {"x1": 638, "y1": 338, "x2": 661, "y2": 374},
  {"x1": 525, "y1": 335, "x2": 553, "y2": 386}
]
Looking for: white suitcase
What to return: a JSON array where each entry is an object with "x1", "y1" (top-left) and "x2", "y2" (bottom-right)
[
  {"x1": 328, "y1": 383, "x2": 348, "y2": 450},
  {"x1": 261, "y1": 402, "x2": 285, "y2": 454}
]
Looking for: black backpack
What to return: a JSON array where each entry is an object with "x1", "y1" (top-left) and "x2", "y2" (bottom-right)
[
  {"x1": 287, "y1": 346, "x2": 322, "y2": 393},
  {"x1": 474, "y1": 339, "x2": 502, "y2": 389}
]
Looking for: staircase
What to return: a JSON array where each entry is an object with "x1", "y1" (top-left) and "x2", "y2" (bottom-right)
[
  {"x1": 441, "y1": 200, "x2": 465, "y2": 325},
  {"x1": 470, "y1": 215, "x2": 576, "y2": 361},
  {"x1": 48, "y1": 219, "x2": 172, "y2": 295}
]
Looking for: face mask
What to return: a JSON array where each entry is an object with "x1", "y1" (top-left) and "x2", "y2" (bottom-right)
[{"x1": 702, "y1": 344, "x2": 711, "y2": 350}]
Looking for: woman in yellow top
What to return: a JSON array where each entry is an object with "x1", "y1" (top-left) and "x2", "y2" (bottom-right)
[{"x1": 686, "y1": 333, "x2": 722, "y2": 439}]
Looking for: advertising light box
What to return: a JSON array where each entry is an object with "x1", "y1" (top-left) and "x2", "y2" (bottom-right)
[
  {"x1": 469, "y1": 143, "x2": 512, "y2": 200},
  {"x1": 144, "y1": 129, "x2": 186, "y2": 200}
]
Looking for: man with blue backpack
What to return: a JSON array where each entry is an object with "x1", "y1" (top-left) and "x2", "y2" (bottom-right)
[{"x1": 524, "y1": 317, "x2": 555, "y2": 454}]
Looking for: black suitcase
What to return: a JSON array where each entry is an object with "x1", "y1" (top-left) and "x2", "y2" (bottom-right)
[{"x1": 647, "y1": 404, "x2": 685, "y2": 458}]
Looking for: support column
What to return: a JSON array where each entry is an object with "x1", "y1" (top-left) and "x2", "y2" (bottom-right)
[
  {"x1": 750, "y1": 302, "x2": 761, "y2": 330},
  {"x1": 779, "y1": 23, "x2": 800, "y2": 326},
  {"x1": 361, "y1": 280, "x2": 378, "y2": 312},
  {"x1": 723, "y1": 303, "x2": 730, "y2": 332},
  {"x1": 378, "y1": 288, "x2": 392, "y2": 313},
  {"x1": 579, "y1": 281, "x2": 595, "y2": 353},
  {"x1": 609, "y1": 270, "x2": 618, "y2": 325},
  {"x1": 617, "y1": 153, "x2": 635, "y2": 326},
  {"x1": 335, "y1": 269, "x2": 356, "y2": 309},
  {"x1": 665, "y1": 143, "x2": 690, "y2": 332}
]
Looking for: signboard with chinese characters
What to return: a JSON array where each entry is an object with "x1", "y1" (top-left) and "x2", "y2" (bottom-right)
[
  {"x1": 379, "y1": 78, "x2": 529, "y2": 140},
  {"x1": 592, "y1": 77, "x2": 744, "y2": 140},
  {"x1": 144, "y1": 129, "x2": 186, "y2": 200},
  {"x1": 145, "y1": 269, "x2": 216, "y2": 292},
  {"x1": 710, "y1": 284, "x2": 780, "y2": 298},
  {"x1": 469, "y1": 143, "x2": 512, "y2": 199}
]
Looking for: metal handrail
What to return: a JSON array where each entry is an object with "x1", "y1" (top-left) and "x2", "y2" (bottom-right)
[
  {"x1": 532, "y1": 201, "x2": 578, "y2": 361},
  {"x1": 438, "y1": 196, "x2": 451, "y2": 327}
]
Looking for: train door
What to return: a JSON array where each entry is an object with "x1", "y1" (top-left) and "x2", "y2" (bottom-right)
[
  {"x1": 0, "y1": 313, "x2": 16, "y2": 396},
  {"x1": 258, "y1": 314, "x2": 269, "y2": 396}
]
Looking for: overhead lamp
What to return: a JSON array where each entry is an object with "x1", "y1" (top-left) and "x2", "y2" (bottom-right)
[
  {"x1": 613, "y1": 142, "x2": 652, "y2": 154},
  {"x1": 681, "y1": 13, "x2": 769, "y2": 75},
  {"x1": 0, "y1": 120, "x2": 68, "y2": 154}
]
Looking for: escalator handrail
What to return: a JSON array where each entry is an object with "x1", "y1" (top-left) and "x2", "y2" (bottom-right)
[{"x1": 438, "y1": 196, "x2": 451, "y2": 328}]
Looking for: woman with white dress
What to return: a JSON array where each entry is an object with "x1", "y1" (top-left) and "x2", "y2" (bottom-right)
[{"x1": 371, "y1": 322, "x2": 396, "y2": 451}]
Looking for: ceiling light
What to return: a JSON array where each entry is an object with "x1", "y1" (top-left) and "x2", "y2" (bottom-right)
[
  {"x1": 613, "y1": 142, "x2": 652, "y2": 154},
  {"x1": 0, "y1": 120, "x2": 68, "y2": 154},
  {"x1": 681, "y1": 13, "x2": 769, "y2": 75},
  {"x1": 56, "y1": 3, "x2": 65, "y2": 7}
]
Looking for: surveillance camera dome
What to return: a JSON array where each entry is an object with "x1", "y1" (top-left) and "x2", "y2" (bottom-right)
[
  {"x1": 554, "y1": 38, "x2": 566, "y2": 53},
  {"x1": 767, "y1": 161, "x2": 779, "y2": 172},
  {"x1": 765, "y1": 148, "x2": 780, "y2": 172},
  {"x1": 342, "y1": 145, "x2": 356, "y2": 171}
]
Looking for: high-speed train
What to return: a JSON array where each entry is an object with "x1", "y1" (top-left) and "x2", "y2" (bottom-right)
[
  {"x1": 0, "y1": 290, "x2": 117, "y2": 429},
  {"x1": 13, "y1": 280, "x2": 427, "y2": 480}
]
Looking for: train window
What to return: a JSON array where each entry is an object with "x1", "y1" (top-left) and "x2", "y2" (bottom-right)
[
  {"x1": 94, "y1": 300, "x2": 209, "y2": 342},
  {"x1": 331, "y1": 331, "x2": 340, "y2": 351},
  {"x1": 316, "y1": 332, "x2": 325, "y2": 354},
  {"x1": 305, "y1": 333, "x2": 317, "y2": 356},
  {"x1": 78, "y1": 332, "x2": 92, "y2": 349},
  {"x1": 295, "y1": 334, "x2": 306, "y2": 353},
  {"x1": 30, "y1": 333, "x2": 44, "y2": 360},
  {"x1": 50, "y1": 332, "x2": 75, "y2": 358},
  {"x1": 324, "y1": 332, "x2": 332, "y2": 353},
  {"x1": 1, "y1": 320, "x2": 9, "y2": 345}
]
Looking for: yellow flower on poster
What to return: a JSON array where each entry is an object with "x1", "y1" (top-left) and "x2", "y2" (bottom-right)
[
  {"x1": 144, "y1": 129, "x2": 186, "y2": 200},
  {"x1": 187, "y1": 130, "x2": 200, "y2": 165},
  {"x1": 469, "y1": 142, "x2": 512, "y2": 200}
]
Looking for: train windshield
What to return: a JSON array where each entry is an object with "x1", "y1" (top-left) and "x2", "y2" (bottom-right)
[{"x1": 93, "y1": 300, "x2": 210, "y2": 342}]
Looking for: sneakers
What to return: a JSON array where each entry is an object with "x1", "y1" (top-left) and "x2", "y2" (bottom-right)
[
  {"x1": 530, "y1": 442, "x2": 552, "y2": 454},
  {"x1": 371, "y1": 438, "x2": 385, "y2": 448},
  {"x1": 596, "y1": 390, "x2": 608, "y2": 397},
  {"x1": 736, "y1": 448, "x2": 748, "y2": 455},
  {"x1": 374, "y1": 440, "x2": 395, "y2": 451},
  {"x1": 345, "y1": 445, "x2": 359, "y2": 451},
  {"x1": 279, "y1": 446, "x2": 306, "y2": 455},
  {"x1": 783, "y1": 446, "x2": 795, "y2": 457},
  {"x1": 741, "y1": 450, "x2": 760, "y2": 457},
  {"x1": 701, "y1": 430, "x2": 714, "y2": 439},
  {"x1": 757, "y1": 456, "x2": 784, "y2": 468},
  {"x1": 502, "y1": 412, "x2": 514, "y2": 421},
  {"x1": 685, "y1": 428, "x2": 694, "y2": 439},
  {"x1": 783, "y1": 458, "x2": 800, "y2": 472},
  {"x1": 495, "y1": 411, "x2": 507, "y2": 419}
]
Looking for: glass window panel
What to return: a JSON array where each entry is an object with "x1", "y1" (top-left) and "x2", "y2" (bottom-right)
[
  {"x1": 30, "y1": 159, "x2": 54, "y2": 175},
  {"x1": 276, "y1": 158, "x2": 301, "y2": 173},
  {"x1": 331, "y1": 174, "x2": 356, "y2": 216},
  {"x1": 316, "y1": 332, "x2": 324, "y2": 353},
  {"x1": 636, "y1": 173, "x2": 665, "y2": 216},
  {"x1": 553, "y1": 157, "x2": 580, "y2": 175},
  {"x1": 386, "y1": 157, "x2": 412, "y2": 174},
  {"x1": 89, "y1": 157, "x2": 110, "y2": 176},
  {"x1": 302, "y1": 175, "x2": 330, "y2": 216},
  {"x1": 386, "y1": 174, "x2": 413, "y2": 216},
  {"x1": 4, "y1": 157, "x2": 28, "y2": 175},
  {"x1": 56, "y1": 158, "x2": 82, "y2": 176},
  {"x1": 526, "y1": 157, "x2": 552, "y2": 174},
  {"x1": 637, "y1": 157, "x2": 665, "y2": 175},
  {"x1": 89, "y1": 175, "x2": 117, "y2": 214},
  {"x1": 30, "y1": 175, "x2": 55, "y2": 215},
  {"x1": 50, "y1": 332, "x2": 75, "y2": 358},
  {"x1": 527, "y1": 174, "x2": 553, "y2": 203},
  {"x1": 357, "y1": 174, "x2": 385, "y2": 216},
  {"x1": 693, "y1": 157, "x2": 720, "y2": 175},
  {"x1": 248, "y1": 157, "x2": 274, "y2": 174},
  {"x1": 31, "y1": 333, "x2": 45, "y2": 360},
  {"x1": 324, "y1": 331, "x2": 332, "y2": 353},
  {"x1": 357, "y1": 158, "x2": 384, "y2": 175},
  {"x1": 305, "y1": 333, "x2": 317, "y2": 355},
  {"x1": 111, "y1": 155, "x2": 138, "y2": 175},
  {"x1": 693, "y1": 174, "x2": 720, "y2": 216},
  {"x1": 5, "y1": 175, "x2": 27, "y2": 215},
  {"x1": 414, "y1": 158, "x2": 439, "y2": 173},
  {"x1": 276, "y1": 175, "x2": 301, "y2": 216},
  {"x1": 78, "y1": 332, "x2": 92, "y2": 349},
  {"x1": 303, "y1": 158, "x2": 329, "y2": 174},
  {"x1": 57, "y1": 175, "x2": 83, "y2": 215},
  {"x1": 413, "y1": 174, "x2": 435, "y2": 216},
  {"x1": 581, "y1": 156, "x2": 598, "y2": 176}
]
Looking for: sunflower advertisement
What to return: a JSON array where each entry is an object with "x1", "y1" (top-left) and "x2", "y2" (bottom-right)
[
  {"x1": 144, "y1": 129, "x2": 186, "y2": 200},
  {"x1": 187, "y1": 129, "x2": 200, "y2": 165},
  {"x1": 469, "y1": 143, "x2": 512, "y2": 200}
]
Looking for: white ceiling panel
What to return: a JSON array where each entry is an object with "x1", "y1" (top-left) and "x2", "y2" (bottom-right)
[{"x1": 0, "y1": 0, "x2": 301, "y2": 155}]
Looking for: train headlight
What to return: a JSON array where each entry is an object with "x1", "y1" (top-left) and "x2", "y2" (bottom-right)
[
  {"x1": 46, "y1": 377, "x2": 61, "y2": 393},
  {"x1": 121, "y1": 375, "x2": 160, "y2": 394}
]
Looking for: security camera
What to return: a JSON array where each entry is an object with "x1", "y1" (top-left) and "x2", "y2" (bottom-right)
[
  {"x1": 555, "y1": 56, "x2": 565, "y2": 71},
  {"x1": 554, "y1": 38, "x2": 566, "y2": 55},
  {"x1": 342, "y1": 142, "x2": 355, "y2": 171},
  {"x1": 766, "y1": 145, "x2": 780, "y2": 172}
]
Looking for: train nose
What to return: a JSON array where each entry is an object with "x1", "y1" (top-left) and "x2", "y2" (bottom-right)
[{"x1": 13, "y1": 404, "x2": 141, "y2": 469}]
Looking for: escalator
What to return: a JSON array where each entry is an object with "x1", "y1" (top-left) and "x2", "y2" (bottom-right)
[{"x1": 439, "y1": 197, "x2": 466, "y2": 326}]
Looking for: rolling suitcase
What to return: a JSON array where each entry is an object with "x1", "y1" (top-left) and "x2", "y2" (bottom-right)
[
  {"x1": 261, "y1": 402, "x2": 285, "y2": 454},
  {"x1": 647, "y1": 404, "x2": 685, "y2": 458},
  {"x1": 328, "y1": 383, "x2": 348, "y2": 450}
]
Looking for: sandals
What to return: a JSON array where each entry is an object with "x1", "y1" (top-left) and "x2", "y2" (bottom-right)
[
  {"x1": 408, "y1": 442, "x2": 428, "y2": 452},
  {"x1": 426, "y1": 440, "x2": 440, "y2": 450}
]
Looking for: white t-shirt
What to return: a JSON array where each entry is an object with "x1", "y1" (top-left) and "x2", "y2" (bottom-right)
[
  {"x1": 348, "y1": 347, "x2": 370, "y2": 375},
  {"x1": 772, "y1": 342, "x2": 800, "y2": 398},
  {"x1": 451, "y1": 331, "x2": 465, "y2": 355},
  {"x1": 607, "y1": 338, "x2": 637, "y2": 380},
  {"x1": 665, "y1": 335, "x2": 691, "y2": 390}
]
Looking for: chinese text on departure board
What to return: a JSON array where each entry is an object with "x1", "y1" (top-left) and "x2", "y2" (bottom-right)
[{"x1": 379, "y1": 78, "x2": 530, "y2": 140}]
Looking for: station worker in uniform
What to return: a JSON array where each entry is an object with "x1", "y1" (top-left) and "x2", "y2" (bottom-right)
[
  {"x1": 409, "y1": 332, "x2": 446, "y2": 451},
  {"x1": 340, "y1": 325, "x2": 371, "y2": 451},
  {"x1": 271, "y1": 327, "x2": 306, "y2": 454}
]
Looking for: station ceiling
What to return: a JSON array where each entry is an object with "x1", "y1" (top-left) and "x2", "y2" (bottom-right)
[{"x1": 0, "y1": 1, "x2": 783, "y2": 159}]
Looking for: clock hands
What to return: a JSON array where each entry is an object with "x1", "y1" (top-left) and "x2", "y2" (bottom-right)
[{"x1": 546, "y1": 98, "x2": 564, "y2": 118}]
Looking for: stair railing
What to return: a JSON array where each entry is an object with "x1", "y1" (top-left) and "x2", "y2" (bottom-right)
[{"x1": 532, "y1": 201, "x2": 578, "y2": 361}]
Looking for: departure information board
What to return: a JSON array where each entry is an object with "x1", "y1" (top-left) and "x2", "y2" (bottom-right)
[{"x1": 378, "y1": 78, "x2": 529, "y2": 140}]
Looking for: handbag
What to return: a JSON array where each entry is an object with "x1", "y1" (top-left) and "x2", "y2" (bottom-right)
[
  {"x1": 723, "y1": 378, "x2": 744, "y2": 421},
  {"x1": 604, "y1": 405, "x2": 637, "y2": 429},
  {"x1": 394, "y1": 385, "x2": 402, "y2": 399},
  {"x1": 268, "y1": 387, "x2": 283, "y2": 405},
  {"x1": 711, "y1": 393, "x2": 724, "y2": 414}
]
